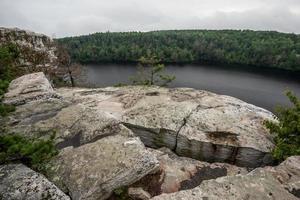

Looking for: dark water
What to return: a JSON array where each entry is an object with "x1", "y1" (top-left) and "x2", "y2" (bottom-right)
[{"x1": 82, "y1": 64, "x2": 300, "y2": 112}]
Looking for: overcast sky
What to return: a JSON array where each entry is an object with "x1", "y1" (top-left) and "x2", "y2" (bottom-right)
[{"x1": 1, "y1": 0, "x2": 300, "y2": 38}]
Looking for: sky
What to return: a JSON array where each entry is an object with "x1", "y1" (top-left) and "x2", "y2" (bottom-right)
[{"x1": 1, "y1": 0, "x2": 300, "y2": 38}]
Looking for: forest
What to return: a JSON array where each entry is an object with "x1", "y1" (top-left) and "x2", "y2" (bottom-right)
[{"x1": 58, "y1": 30, "x2": 300, "y2": 71}]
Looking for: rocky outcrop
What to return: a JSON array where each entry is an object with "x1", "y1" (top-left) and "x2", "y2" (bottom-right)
[
  {"x1": 5, "y1": 84, "x2": 275, "y2": 167},
  {"x1": 4, "y1": 72, "x2": 60, "y2": 106},
  {"x1": 0, "y1": 164, "x2": 70, "y2": 200},
  {"x1": 2, "y1": 73, "x2": 159, "y2": 200},
  {"x1": 0, "y1": 27, "x2": 58, "y2": 71},
  {"x1": 263, "y1": 156, "x2": 300, "y2": 198},
  {"x1": 54, "y1": 86, "x2": 276, "y2": 167},
  {"x1": 2, "y1": 72, "x2": 287, "y2": 200},
  {"x1": 129, "y1": 147, "x2": 247, "y2": 197},
  {"x1": 151, "y1": 156, "x2": 300, "y2": 200}
]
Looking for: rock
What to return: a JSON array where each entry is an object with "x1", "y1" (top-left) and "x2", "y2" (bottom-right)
[
  {"x1": 2, "y1": 73, "x2": 159, "y2": 200},
  {"x1": 0, "y1": 164, "x2": 70, "y2": 200},
  {"x1": 1, "y1": 73, "x2": 280, "y2": 199},
  {"x1": 151, "y1": 168, "x2": 298, "y2": 200},
  {"x1": 131, "y1": 147, "x2": 247, "y2": 197},
  {"x1": 56, "y1": 86, "x2": 276, "y2": 167},
  {"x1": 128, "y1": 187, "x2": 151, "y2": 200},
  {"x1": 0, "y1": 27, "x2": 58, "y2": 72},
  {"x1": 46, "y1": 126, "x2": 159, "y2": 200},
  {"x1": 264, "y1": 156, "x2": 300, "y2": 198},
  {"x1": 3, "y1": 72, "x2": 60, "y2": 106},
  {"x1": 151, "y1": 156, "x2": 300, "y2": 200}
]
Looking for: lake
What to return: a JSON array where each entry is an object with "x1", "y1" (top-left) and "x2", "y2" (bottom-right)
[{"x1": 80, "y1": 63, "x2": 300, "y2": 112}]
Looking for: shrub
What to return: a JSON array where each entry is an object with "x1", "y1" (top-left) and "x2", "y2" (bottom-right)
[
  {"x1": 130, "y1": 55, "x2": 175, "y2": 87},
  {"x1": 0, "y1": 133, "x2": 58, "y2": 171},
  {"x1": 265, "y1": 91, "x2": 300, "y2": 162},
  {"x1": 0, "y1": 43, "x2": 19, "y2": 117}
]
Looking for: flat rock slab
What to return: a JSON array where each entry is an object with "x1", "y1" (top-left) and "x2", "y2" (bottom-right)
[
  {"x1": 46, "y1": 126, "x2": 159, "y2": 200},
  {"x1": 56, "y1": 86, "x2": 276, "y2": 167},
  {"x1": 0, "y1": 164, "x2": 70, "y2": 200}
]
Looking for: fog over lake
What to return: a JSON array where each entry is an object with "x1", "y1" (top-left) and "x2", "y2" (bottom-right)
[{"x1": 82, "y1": 64, "x2": 300, "y2": 112}]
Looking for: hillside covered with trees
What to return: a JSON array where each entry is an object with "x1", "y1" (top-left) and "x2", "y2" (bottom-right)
[{"x1": 58, "y1": 30, "x2": 300, "y2": 71}]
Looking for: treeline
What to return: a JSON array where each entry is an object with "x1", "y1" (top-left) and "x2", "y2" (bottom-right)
[{"x1": 58, "y1": 30, "x2": 300, "y2": 71}]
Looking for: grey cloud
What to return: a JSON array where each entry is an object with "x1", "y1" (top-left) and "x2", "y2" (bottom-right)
[{"x1": 0, "y1": 0, "x2": 300, "y2": 37}]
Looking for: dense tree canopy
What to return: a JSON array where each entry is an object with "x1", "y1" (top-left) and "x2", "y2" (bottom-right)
[{"x1": 58, "y1": 30, "x2": 300, "y2": 71}]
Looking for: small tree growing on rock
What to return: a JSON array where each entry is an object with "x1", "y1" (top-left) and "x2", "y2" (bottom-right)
[
  {"x1": 265, "y1": 91, "x2": 300, "y2": 162},
  {"x1": 130, "y1": 55, "x2": 175, "y2": 86}
]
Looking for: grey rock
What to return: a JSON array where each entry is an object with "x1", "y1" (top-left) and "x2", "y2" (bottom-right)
[
  {"x1": 264, "y1": 156, "x2": 300, "y2": 198},
  {"x1": 1, "y1": 73, "x2": 282, "y2": 200},
  {"x1": 151, "y1": 169, "x2": 298, "y2": 200},
  {"x1": 0, "y1": 164, "x2": 70, "y2": 200},
  {"x1": 56, "y1": 86, "x2": 275, "y2": 167},
  {"x1": 4, "y1": 72, "x2": 60, "y2": 106},
  {"x1": 151, "y1": 156, "x2": 300, "y2": 200},
  {"x1": 131, "y1": 147, "x2": 247, "y2": 196},
  {"x1": 3, "y1": 74, "x2": 160, "y2": 200},
  {"x1": 46, "y1": 126, "x2": 159, "y2": 200},
  {"x1": 0, "y1": 27, "x2": 58, "y2": 72}
]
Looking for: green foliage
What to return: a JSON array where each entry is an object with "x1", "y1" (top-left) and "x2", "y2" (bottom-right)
[
  {"x1": 114, "y1": 83, "x2": 128, "y2": 87},
  {"x1": 58, "y1": 30, "x2": 300, "y2": 71},
  {"x1": 0, "y1": 104, "x2": 15, "y2": 117},
  {"x1": 0, "y1": 43, "x2": 19, "y2": 117},
  {"x1": 265, "y1": 91, "x2": 300, "y2": 161},
  {"x1": 113, "y1": 187, "x2": 131, "y2": 200},
  {"x1": 0, "y1": 134, "x2": 58, "y2": 171},
  {"x1": 130, "y1": 55, "x2": 175, "y2": 86}
]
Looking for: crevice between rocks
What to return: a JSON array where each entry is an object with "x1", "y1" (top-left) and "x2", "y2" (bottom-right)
[
  {"x1": 173, "y1": 104, "x2": 202, "y2": 152},
  {"x1": 173, "y1": 118, "x2": 187, "y2": 152}
]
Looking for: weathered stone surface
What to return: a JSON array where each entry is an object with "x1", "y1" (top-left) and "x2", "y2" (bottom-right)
[
  {"x1": 4, "y1": 72, "x2": 60, "y2": 106},
  {"x1": 1, "y1": 73, "x2": 281, "y2": 200},
  {"x1": 128, "y1": 187, "x2": 151, "y2": 200},
  {"x1": 0, "y1": 27, "x2": 58, "y2": 72},
  {"x1": 151, "y1": 168, "x2": 298, "y2": 200},
  {"x1": 0, "y1": 164, "x2": 70, "y2": 200},
  {"x1": 56, "y1": 86, "x2": 276, "y2": 167},
  {"x1": 131, "y1": 147, "x2": 247, "y2": 197},
  {"x1": 151, "y1": 156, "x2": 300, "y2": 200},
  {"x1": 46, "y1": 126, "x2": 159, "y2": 200},
  {"x1": 2, "y1": 73, "x2": 160, "y2": 200},
  {"x1": 264, "y1": 156, "x2": 300, "y2": 198}
]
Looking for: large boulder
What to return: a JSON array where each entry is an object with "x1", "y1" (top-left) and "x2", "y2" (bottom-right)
[
  {"x1": 0, "y1": 164, "x2": 70, "y2": 200},
  {"x1": 3, "y1": 72, "x2": 60, "y2": 106},
  {"x1": 55, "y1": 86, "x2": 276, "y2": 167},
  {"x1": 46, "y1": 126, "x2": 159, "y2": 200}
]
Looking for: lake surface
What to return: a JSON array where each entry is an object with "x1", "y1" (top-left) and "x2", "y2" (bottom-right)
[{"x1": 81, "y1": 64, "x2": 300, "y2": 112}]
